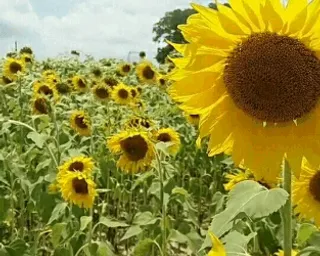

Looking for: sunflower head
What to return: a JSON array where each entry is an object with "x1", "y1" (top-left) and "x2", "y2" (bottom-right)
[
  {"x1": 72, "y1": 75, "x2": 88, "y2": 92},
  {"x1": 112, "y1": 83, "x2": 132, "y2": 105},
  {"x1": 103, "y1": 76, "x2": 119, "y2": 88},
  {"x1": 108, "y1": 130, "x2": 155, "y2": 173},
  {"x1": 157, "y1": 76, "x2": 167, "y2": 87},
  {"x1": 155, "y1": 128, "x2": 181, "y2": 155},
  {"x1": 92, "y1": 83, "x2": 110, "y2": 101},
  {"x1": 92, "y1": 67, "x2": 102, "y2": 77},
  {"x1": 136, "y1": 61, "x2": 156, "y2": 84},
  {"x1": 58, "y1": 172, "x2": 96, "y2": 209},
  {"x1": 3, "y1": 58, "x2": 25, "y2": 81},
  {"x1": 168, "y1": 0, "x2": 320, "y2": 182},
  {"x1": 42, "y1": 70, "x2": 56, "y2": 77},
  {"x1": 32, "y1": 96, "x2": 49, "y2": 115},
  {"x1": 33, "y1": 80, "x2": 59, "y2": 101},
  {"x1": 130, "y1": 88, "x2": 139, "y2": 99},
  {"x1": 126, "y1": 117, "x2": 154, "y2": 130},
  {"x1": 58, "y1": 156, "x2": 94, "y2": 177},
  {"x1": 70, "y1": 110, "x2": 91, "y2": 136},
  {"x1": 118, "y1": 63, "x2": 131, "y2": 76},
  {"x1": 20, "y1": 46, "x2": 33, "y2": 55}
]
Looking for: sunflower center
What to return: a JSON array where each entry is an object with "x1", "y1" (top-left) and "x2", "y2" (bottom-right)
[
  {"x1": 142, "y1": 66, "x2": 155, "y2": 80},
  {"x1": 72, "y1": 178, "x2": 88, "y2": 194},
  {"x1": 96, "y1": 88, "x2": 109, "y2": 99},
  {"x1": 39, "y1": 85, "x2": 53, "y2": 96},
  {"x1": 75, "y1": 116, "x2": 88, "y2": 129},
  {"x1": 34, "y1": 98, "x2": 48, "y2": 114},
  {"x1": 122, "y1": 65, "x2": 131, "y2": 73},
  {"x1": 78, "y1": 79, "x2": 86, "y2": 88},
  {"x1": 120, "y1": 135, "x2": 148, "y2": 161},
  {"x1": 131, "y1": 89, "x2": 137, "y2": 98},
  {"x1": 118, "y1": 89, "x2": 129, "y2": 99},
  {"x1": 224, "y1": 33, "x2": 320, "y2": 123},
  {"x1": 309, "y1": 171, "x2": 320, "y2": 202},
  {"x1": 159, "y1": 78, "x2": 165, "y2": 86},
  {"x1": 9, "y1": 62, "x2": 22, "y2": 74},
  {"x1": 68, "y1": 161, "x2": 84, "y2": 172},
  {"x1": 157, "y1": 133, "x2": 171, "y2": 142}
]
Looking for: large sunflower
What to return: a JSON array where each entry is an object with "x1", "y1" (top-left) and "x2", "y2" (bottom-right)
[
  {"x1": 169, "y1": 0, "x2": 320, "y2": 183},
  {"x1": 58, "y1": 172, "x2": 96, "y2": 209},
  {"x1": 293, "y1": 158, "x2": 320, "y2": 227},
  {"x1": 107, "y1": 130, "x2": 155, "y2": 173},
  {"x1": 57, "y1": 156, "x2": 94, "y2": 178},
  {"x1": 92, "y1": 83, "x2": 110, "y2": 102},
  {"x1": 136, "y1": 61, "x2": 157, "y2": 84},
  {"x1": 112, "y1": 83, "x2": 132, "y2": 105},
  {"x1": 70, "y1": 110, "x2": 91, "y2": 136},
  {"x1": 155, "y1": 128, "x2": 181, "y2": 155},
  {"x1": 3, "y1": 58, "x2": 25, "y2": 81},
  {"x1": 72, "y1": 75, "x2": 88, "y2": 92}
]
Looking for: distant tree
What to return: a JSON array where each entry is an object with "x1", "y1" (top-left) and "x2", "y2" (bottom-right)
[{"x1": 152, "y1": 3, "x2": 230, "y2": 63}]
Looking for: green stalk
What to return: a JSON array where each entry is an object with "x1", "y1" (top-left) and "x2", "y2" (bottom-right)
[
  {"x1": 282, "y1": 160, "x2": 292, "y2": 256},
  {"x1": 51, "y1": 104, "x2": 61, "y2": 164},
  {"x1": 155, "y1": 151, "x2": 167, "y2": 256}
]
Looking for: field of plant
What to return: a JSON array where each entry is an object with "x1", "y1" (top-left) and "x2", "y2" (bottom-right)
[{"x1": 2, "y1": 1, "x2": 320, "y2": 255}]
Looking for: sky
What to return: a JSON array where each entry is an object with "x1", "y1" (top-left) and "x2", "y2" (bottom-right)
[{"x1": 0, "y1": 0, "x2": 217, "y2": 61}]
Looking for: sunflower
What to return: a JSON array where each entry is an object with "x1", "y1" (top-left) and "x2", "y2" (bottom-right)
[
  {"x1": 125, "y1": 117, "x2": 154, "y2": 130},
  {"x1": 57, "y1": 156, "x2": 94, "y2": 177},
  {"x1": 32, "y1": 96, "x2": 49, "y2": 115},
  {"x1": 92, "y1": 83, "x2": 110, "y2": 101},
  {"x1": 130, "y1": 87, "x2": 139, "y2": 100},
  {"x1": 157, "y1": 75, "x2": 167, "y2": 87},
  {"x1": 224, "y1": 169, "x2": 275, "y2": 191},
  {"x1": 136, "y1": 86, "x2": 143, "y2": 95},
  {"x1": 168, "y1": 0, "x2": 320, "y2": 183},
  {"x1": 42, "y1": 70, "x2": 57, "y2": 77},
  {"x1": 293, "y1": 158, "x2": 320, "y2": 227},
  {"x1": 118, "y1": 63, "x2": 132, "y2": 76},
  {"x1": 33, "y1": 80, "x2": 59, "y2": 101},
  {"x1": 3, "y1": 58, "x2": 25, "y2": 81},
  {"x1": 44, "y1": 74, "x2": 60, "y2": 85},
  {"x1": 20, "y1": 46, "x2": 33, "y2": 55},
  {"x1": 104, "y1": 76, "x2": 119, "y2": 89},
  {"x1": 185, "y1": 113, "x2": 200, "y2": 126},
  {"x1": 112, "y1": 83, "x2": 132, "y2": 105},
  {"x1": 136, "y1": 61, "x2": 157, "y2": 84},
  {"x1": 58, "y1": 172, "x2": 96, "y2": 209},
  {"x1": 107, "y1": 130, "x2": 155, "y2": 173},
  {"x1": 21, "y1": 54, "x2": 33, "y2": 65},
  {"x1": 155, "y1": 128, "x2": 181, "y2": 155},
  {"x1": 275, "y1": 250, "x2": 298, "y2": 256},
  {"x1": 70, "y1": 110, "x2": 91, "y2": 136},
  {"x1": 208, "y1": 232, "x2": 226, "y2": 256},
  {"x1": 72, "y1": 75, "x2": 88, "y2": 92}
]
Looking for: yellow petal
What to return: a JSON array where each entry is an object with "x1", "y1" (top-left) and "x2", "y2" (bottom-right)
[
  {"x1": 208, "y1": 232, "x2": 226, "y2": 256},
  {"x1": 261, "y1": 0, "x2": 284, "y2": 32}
]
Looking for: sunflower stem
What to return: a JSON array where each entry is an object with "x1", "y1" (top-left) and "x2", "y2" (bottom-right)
[
  {"x1": 51, "y1": 103, "x2": 60, "y2": 165},
  {"x1": 282, "y1": 160, "x2": 292, "y2": 256}
]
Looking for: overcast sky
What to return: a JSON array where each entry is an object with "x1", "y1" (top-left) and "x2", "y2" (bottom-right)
[{"x1": 0, "y1": 0, "x2": 218, "y2": 61}]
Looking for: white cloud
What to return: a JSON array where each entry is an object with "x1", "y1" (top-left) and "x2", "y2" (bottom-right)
[{"x1": 0, "y1": 0, "x2": 213, "y2": 60}]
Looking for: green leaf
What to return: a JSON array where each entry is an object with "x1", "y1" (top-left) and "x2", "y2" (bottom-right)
[
  {"x1": 95, "y1": 241, "x2": 115, "y2": 256},
  {"x1": 133, "y1": 239, "x2": 153, "y2": 256},
  {"x1": 51, "y1": 223, "x2": 67, "y2": 248},
  {"x1": 223, "y1": 231, "x2": 256, "y2": 256},
  {"x1": 201, "y1": 181, "x2": 288, "y2": 251},
  {"x1": 0, "y1": 248, "x2": 9, "y2": 256},
  {"x1": 120, "y1": 226, "x2": 143, "y2": 241},
  {"x1": 80, "y1": 216, "x2": 92, "y2": 231},
  {"x1": 27, "y1": 131, "x2": 48, "y2": 149},
  {"x1": 99, "y1": 216, "x2": 128, "y2": 228},
  {"x1": 5, "y1": 239, "x2": 27, "y2": 256},
  {"x1": 53, "y1": 247, "x2": 72, "y2": 256},
  {"x1": 172, "y1": 187, "x2": 189, "y2": 197},
  {"x1": 297, "y1": 223, "x2": 318, "y2": 246},
  {"x1": 48, "y1": 202, "x2": 68, "y2": 224},
  {"x1": 133, "y1": 212, "x2": 158, "y2": 226}
]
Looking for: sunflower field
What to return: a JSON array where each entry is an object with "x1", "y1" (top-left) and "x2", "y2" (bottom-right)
[{"x1": 3, "y1": 1, "x2": 320, "y2": 256}]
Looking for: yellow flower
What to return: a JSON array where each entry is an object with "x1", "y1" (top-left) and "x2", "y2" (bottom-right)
[
  {"x1": 112, "y1": 83, "x2": 132, "y2": 105},
  {"x1": 293, "y1": 158, "x2": 320, "y2": 227},
  {"x1": 32, "y1": 96, "x2": 49, "y2": 115},
  {"x1": 70, "y1": 110, "x2": 91, "y2": 136},
  {"x1": 58, "y1": 172, "x2": 96, "y2": 209},
  {"x1": 103, "y1": 76, "x2": 119, "y2": 89},
  {"x1": 57, "y1": 156, "x2": 94, "y2": 178},
  {"x1": 21, "y1": 54, "x2": 33, "y2": 65},
  {"x1": 130, "y1": 87, "x2": 139, "y2": 100},
  {"x1": 136, "y1": 61, "x2": 157, "y2": 84},
  {"x1": 107, "y1": 130, "x2": 155, "y2": 173},
  {"x1": 72, "y1": 75, "x2": 88, "y2": 92},
  {"x1": 33, "y1": 80, "x2": 59, "y2": 101},
  {"x1": 3, "y1": 58, "x2": 25, "y2": 81},
  {"x1": 92, "y1": 83, "x2": 110, "y2": 102},
  {"x1": 157, "y1": 75, "x2": 167, "y2": 87},
  {"x1": 155, "y1": 128, "x2": 181, "y2": 155},
  {"x1": 118, "y1": 63, "x2": 132, "y2": 76},
  {"x1": 275, "y1": 249, "x2": 298, "y2": 256},
  {"x1": 125, "y1": 116, "x2": 154, "y2": 130},
  {"x1": 208, "y1": 232, "x2": 226, "y2": 256},
  {"x1": 42, "y1": 70, "x2": 57, "y2": 77},
  {"x1": 168, "y1": 0, "x2": 320, "y2": 183}
]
